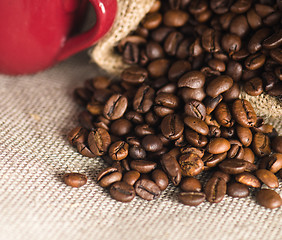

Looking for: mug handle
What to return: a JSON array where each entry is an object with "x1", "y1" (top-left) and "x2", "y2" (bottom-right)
[{"x1": 56, "y1": 0, "x2": 117, "y2": 62}]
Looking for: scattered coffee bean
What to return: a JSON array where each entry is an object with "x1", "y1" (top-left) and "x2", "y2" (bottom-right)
[
  {"x1": 64, "y1": 173, "x2": 87, "y2": 188},
  {"x1": 256, "y1": 189, "x2": 282, "y2": 209}
]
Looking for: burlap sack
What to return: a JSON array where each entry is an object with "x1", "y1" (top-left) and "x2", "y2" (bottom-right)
[{"x1": 90, "y1": 0, "x2": 282, "y2": 133}]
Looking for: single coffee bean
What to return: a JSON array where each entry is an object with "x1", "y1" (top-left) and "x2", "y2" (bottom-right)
[
  {"x1": 97, "y1": 167, "x2": 123, "y2": 188},
  {"x1": 235, "y1": 172, "x2": 261, "y2": 188},
  {"x1": 242, "y1": 147, "x2": 255, "y2": 163},
  {"x1": 146, "y1": 41, "x2": 165, "y2": 60},
  {"x1": 151, "y1": 169, "x2": 169, "y2": 191},
  {"x1": 227, "y1": 140, "x2": 244, "y2": 159},
  {"x1": 252, "y1": 132, "x2": 271, "y2": 157},
  {"x1": 130, "y1": 160, "x2": 157, "y2": 173},
  {"x1": 161, "y1": 114, "x2": 184, "y2": 140},
  {"x1": 164, "y1": 31, "x2": 184, "y2": 56},
  {"x1": 133, "y1": 85, "x2": 155, "y2": 113},
  {"x1": 221, "y1": 33, "x2": 241, "y2": 53},
  {"x1": 160, "y1": 153, "x2": 182, "y2": 186},
  {"x1": 184, "y1": 116, "x2": 209, "y2": 136},
  {"x1": 76, "y1": 142, "x2": 96, "y2": 158},
  {"x1": 262, "y1": 153, "x2": 282, "y2": 174},
  {"x1": 179, "y1": 87, "x2": 206, "y2": 102},
  {"x1": 226, "y1": 61, "x2": 243, "y2": 82},
  {"x1": 230, "y1": 15, "x2": 249, "y2": 38},
  {"x1": 78, "y1": 111, "x2": 95, "y2": 130},
  {"x1": 142, "y1": 135, "x2": 163, "y2": 152},
  {"x1": 179, "y1": 153, "x2": 204, "y2": 177},
  {"x1": 168, "y1": 60, "x2": 191, "y2": 82},
  {"x1": 156, "y1": 82, "x2": 177, "y2": 94},
  {"x1": 145, "y1": 111, "x2": 160, "y2": 126},
  {"x1": 232, "y1": 99, "x2": 257, "y2": 128},
  {"x1": 245, "y1": 53, "x2": 266, "y2": 70},
  {"x1": 256, "y1": 189, "x2": 282, "y2": 209},
  {"x1": 236, "y1": 125, "x2": 253, "y2": 147},
  {"x1": 231, "y1": 0, "x2": 252, "y2": 13},
  {"x1": 256, "y1": 169, "x2": 279, "y2": 188},
  {"x1": 246, "y1": 9, "x2": 262, "y2": 29},
  {"x1": 222, "y1": 82, "x2": 240, "y2": 102},
  {"x1": 151, "y1": 26, "x2": 174, "y2": 42},
  {"x1": 184, "y1": 100, "x2": 206, "y2": 120},
  {"x1": 135, "y1": 124, "x2": 155, "y2": 137},
  {"x1": 202, "y1": 152, "x2": 227, "y2": 168},
  {"x1": 142, "y1": 12, "x2": 162, "y2": 30},
  {"x1": 248, "y1": 28, "x2": 271, "y2": 54},
  {"x1": 178, "y1": 71, "x2": 205, "y2": 89},
  {"x1": 219, "y1": 159, "x2": 247, "y2": 174},
  {"x1": 109, "y1": 181, "x2": 136, "y2": 202},
  {"x1": 129, "y1": 145, "x2": 146, "y2": 159},
  {"x1": 147, "y1": 58, "x2": 170, "y2": 78},
  {"x1": 204, "y1": 176, "x2": 227, "y2": 203},
  {"x1": 122, "y1": 42, "x2": 139, "y2": 64},
  {"x1": 206, "y1": 138, "x2": 231, "y2": 154},
  {"x1": 204, "y1": 95, "x2": 223, "y2": 115},
  {"x1": 208, "y1": 125, "x2": 221, "y2": 138},
  {"x1": 227, "y1": 182, "x2": 250, "y2": 198},
  {"x1": 68, "y1": 126, "x2": 87, "y2": 146},
  {"x1": 206, "y1": 75, "x2": 234, "y2": 98},
  {"x1": 208, "y1": 58, "x2": 226, "y2": 72},
  {"x1": 121, "y1": 66, "x2": 148, "y2": 84},
  {"x1": 125, "y1": 111, "x2": 144, "y2": 124},
  {"x1": 104, "y1": 94, "x2": 128, "y2": 120},
  {"x1": 180, "y1": 177, "x2": 202, "y2": 192},
  {"x1": 212, "y1": 171, "x2": 230, "y2": 182},
  {"x1": 244, "y1": 77, "x2": 263, "y2": 96},
  {"x1": 135, "y1": 179, "x2": 161, "y2": 201},
  {"x1": 64, "y1": 173, "x2": 87, "y2": 188},
  {"x1": 185, "y1": 129, "x2": 208, "y2": 148},
  {"x1": 88, "y1": 128, "x2": 111, "y2": 156},
  {"x1": 263, "y1": 30, "x2": 282, "y2": 49},
  {"x1": 155, "y1": 92, "x2": 179, "y2": 109},
  {"x1": 178, "y1": 191, "x2": 206, "y2": 206},
  {"x1": 163, "y1": 9, "x2": 189, "y2": 27},
  {"x1": 214, "y1": 102, "x2": 234, "y2": 128},
  {"x1": 108, "y1": 141, "x2": 129, "y2": 161},
  {"x1": 271, "y1": 136, "x2": 282, "y2": 153},
  {"x1": 201, "y1": 28, "x2": 221, "y2": 53},
  {"x1": 110, "y1": 119, "x2": 132, "y2": 136},
  {"x1": 123, "y1": 170, "x2": 141, "y2": 186}
]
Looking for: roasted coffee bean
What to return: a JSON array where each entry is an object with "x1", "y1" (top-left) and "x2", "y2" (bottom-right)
[
  {"x1": 145, "y1": 111, "x2": 160, "y2": 126},
  {"x1": 184, "y1": 100, "x2": 206, "y2": 120},
  {"x1": 145, "y1": 41, "x2": 165, "y2": 60},
  {"x1": 206, "y1": 75, "x2": 233, "y2": 98},
  {"x1": 110, "y1": 119, "x2": 132, "y2": 136},
  {"x1": 235, "y1": 172, "x2": 261, "y2": 188},
  {"x1": 135, "y1": 179, "x2": 161, "y2": 200},
  {"x1": 208, "y1": 125, "x2": 221, "y2": 138},
  {"x1": 271, "y1": 136, "x2": 282, "y2": 153},
  {"x1": 86, "y1": 100, "x2": 104, "y2": 115},
  {"x1": 179, "y1": 153, "x2": 204, "y2": 177},
  {"x1": 269, "y1": 48, "x2": 282, "y2": 65},
  {"x1": 227, "y1": 140, "x2": 245, "y2": 159},
  {"x1": 205, "y1": 95, "x2": 223, "y2": 115},
  {"x1": 133, "y1": 85, "x2": 155, "y2": 113},
  {"x1": 118, "y1": 35, "x2": 146, "y2": 52},
  {"x1": 236, "y1": 125, "x2": 253, "y2": 147},
  {"x1": 244, "y1": 77, "x2": 263, "y2": 96},
  {"x1": 230, "y1": 15, "x2": 249, "y2": 38},
  {"x1": 78, "y1": 111, "x2": 94, "y2": 130},
  {"x1": 164, "y1": 31, "x2": 184, "y2": 56},
  {"x1": 64, "y1": 173, "x2": 87, "y2": 188},
  {"x1": 227, "y1": 182, "x2": 250, "y2": 198},
  {"x1": 129, "y1": 145, "x2": 146, "y2": 159},
  {"x1": 155, "y1": 92, "x2": 179, "y2": 109},
  {"x1": 202, "y1": 152, "x2": 227, "y2": 168},
  {"x1": 135, "y1": 124, "x2": 155, "y2": 137},
  {"x1": 248, "y1": 28, "x2": 271, "y2": 54},
  {"x1": 184, "y1": 116, "x2": 209, "y2": 136},
  {"x1": 142, "y1": 135, "x2": 163, "y2": 152},
  {"x1": 206, "y1": 138, "x2": 231, "y2": 154},
  {"x1": 226, "y1": 61, "x2": 243, "y2": 82},
  {"x1": 156, "y1": 82, "x2": 177, "y2": 94},
  {"x1": 104, "y1": 94, "x2": 128, "y2": 120},
  {"x1": 68, "y1": 127, "x2": 87, "y2": 146},
  {"x1": 222, "y1": 82, "x2": 240, "y2": 102},
  {"x1": 180, "y1": 146, "x2": 205, "y2": 158},
  {"x1": 246, "y1": 8, "x2": 262, "y2": 29},
  {"x1": 180, "y1": 177, "x2": 202, "y2": 192},
  {"x1": 125, "y1": 111, "x2": 144, "y2": 124},
  {"x1": 261, "y1": 153, "x2": 282, "y2": 174},
  {"x1": 122, "y1": 42, "x2": 139, "y2": 64},
  {"x1": 219, "y1": 159, "x2": 247, "y2": 174},
  {"x1": 178, "y1": 71, "x2": 205, "y2": 89},
  {"x1": 232, "y1": 99, "x2": 257, "y2": 128},
  {"x1": 123, "y1": 170, "x2": 141, "y2": 186},
  {"x1": 130, "y1": 160, "x2": 157, "y2": 173},
  {"x1": 74, "y1": 87, "x2": 92, "y2": 106},
  {"x1": 214, "y1": 102, "x2": 234, "y2": 128},
  {"x1": 179, "y1": 87, "x2": 206, "y2": 102},
  {"x1": 161, "y1": 114, "x2": 184, "y2": 140},
  {"x1": 178, "y1": 191, "x2": 206, "y2": 206},
  {"x1": 108, "y1": 141, "x2": 129, "y2": 161},
  {"x1": 142, "y1": 12, "x2": 162, "y2": 30},
  {"x1": 205, "y1": 114, "x2": 221, "y2": 128},
  {"x1": 163, "y1": 9, "x2": 189, "y2": 27},
  {"x1": 256, "y1": 189, "x2": 282, "y2": 209},
  {"x1": 151, "y1": 169, "x2": 169, "y2": 191},
  {"x1": 121, "y1": 66, "x2": 148, "y2": 84},
  {"x1": 220, "y1": 127, "x2": 235, "y2": 139},
  {"x1": 252, "y1": 132, "x2": 271, "y2": 157},
  {"x1": 245, "y1": 53, "x2": 266, "y2": 70},
  {"x1": 151, "y1": 26, "x2": 174, "y2": 43},
  {"x1": 97, "y1": 167, "x2": 123, "y2": 188},
  {"x1": 88, "y1": 128, "x2": 111, "y2": 156},
  {"x1": 147, "y1": 58, "x2": 170, "y2": 78},
  {"x1": 168, "y1": 60, "x2": 191, "y2": 82},
  {"x1": 242, "y1": 147, "x2": 255, "y2": 163},
  {"x1": 221, "y1": 33, "x2": 241, "y2": 53},
  {"x1": 76, "y1": 142, "x2": 96, "y2": 158},
  {"x1": 201, "y1": 28, "x2": 221, "y2": 53},
  {"x1": 160, "y1": 153, "x2": 182, "y2": 186},
  {"x1": 263, "y1": 30, "x2": 282, "y2": 49},
  {"x1": 256, "y1": 169, "x2": 279, "y2": 188},
  {"x1": 185, "y1": 129, "x2": 208, "y2": 148},
  {"x1": 204, "y1": 176, "x2": 227, "y2": 203},
  {"x1": 231, "y1": 0, "x2": 252, "y2": 13},
  {"x1": 110, "y1": 181, "x2": 136, "y2": 202}
]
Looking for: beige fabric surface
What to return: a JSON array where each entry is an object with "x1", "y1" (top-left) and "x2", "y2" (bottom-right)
[{"x1": 0, "y1": 51, "x2": 281, "y2": 240}]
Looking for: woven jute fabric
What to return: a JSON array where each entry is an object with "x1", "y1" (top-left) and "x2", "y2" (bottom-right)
[{"x1": 0, "y1": 51, "x2": 281, "y2": 240}]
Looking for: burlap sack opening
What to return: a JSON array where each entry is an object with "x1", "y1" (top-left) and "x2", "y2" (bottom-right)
[{"x1": 90, "y1": 0, "x2": 282, "y2": 133}]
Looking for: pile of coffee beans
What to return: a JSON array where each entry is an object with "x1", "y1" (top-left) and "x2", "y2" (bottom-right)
[{"x1": 67, "y1": 0, "x2": 282, "y2": 209}]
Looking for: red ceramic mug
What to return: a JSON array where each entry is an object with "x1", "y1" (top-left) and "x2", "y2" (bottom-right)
[{"x1": 0, "y1": 0, "x2": 117, "y2": 75}]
